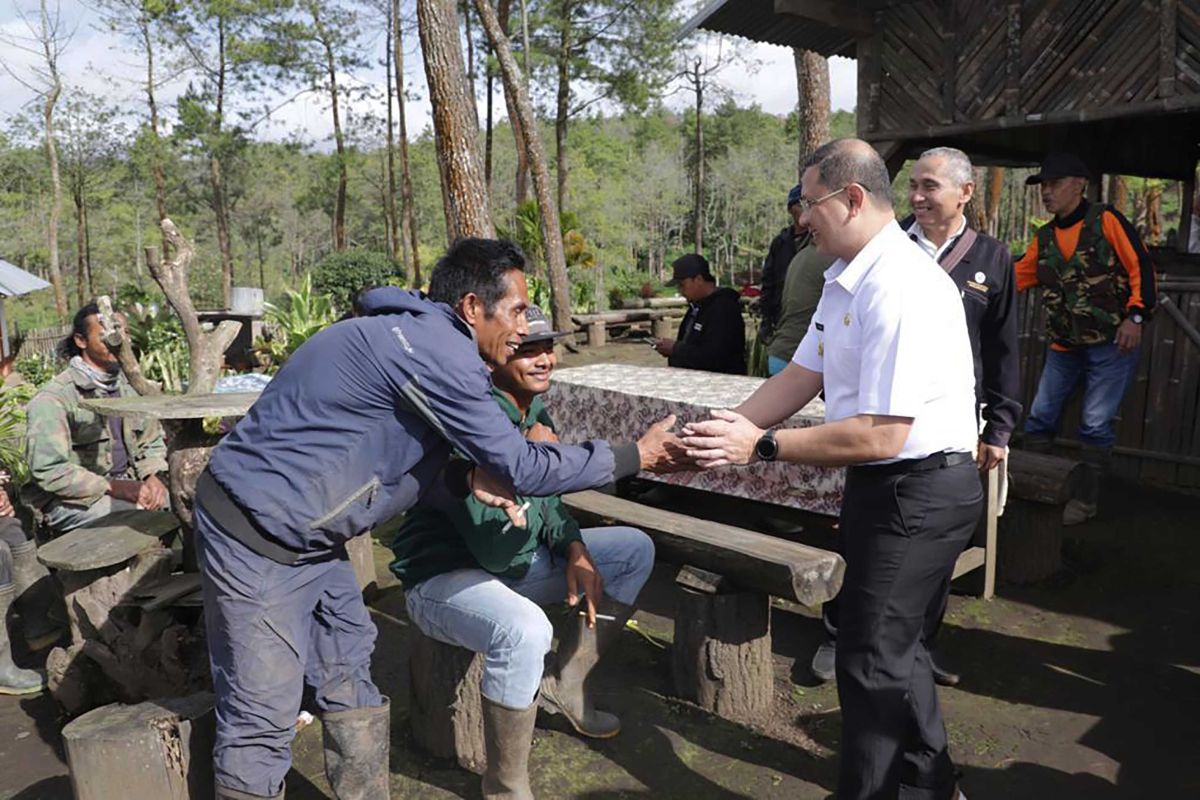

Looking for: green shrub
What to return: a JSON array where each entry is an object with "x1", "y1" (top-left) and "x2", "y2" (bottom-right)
[
  {"x1": 256, "y1": 274, "x2": 337, "y2": 369},
  {"x1": 0, "y1": 383, "x2": 36, "y2": 487},
  {"x1": 311, "y1": 250, "x2": 399, "y2": 313},
  {"x1": 14, "y1": 354, "x2": 58, "y2": 388},
  {"x1": 120, "y1": 299, "x2": 189, "y2": 393}
]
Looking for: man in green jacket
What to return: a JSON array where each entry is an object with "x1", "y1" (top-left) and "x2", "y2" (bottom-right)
[
  {"x1": 23, "y1": 303, "x2": 169, "y2": 535},
  {"x1": 391, "y1": 306, "x2": 655, "y2": 800}
]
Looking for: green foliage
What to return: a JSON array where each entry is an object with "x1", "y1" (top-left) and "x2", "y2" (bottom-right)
[
  {"x1": 119, "y1": 297, "x2": 190, "y2": 393},
  {"x1": 0, "y1": 383, "x2": 37, "y2": 486},
  {"x1": 606, "y1": 268, "x2": 665, "y2": 308},
  {"x1": 14, "y1": 355, "x2": 59, "y2": 388},
  {"x1": 256, "y1": 274, "x2": 336, "y2": 368},
  {"x1": 311, "y1": 249, "x2": 398, "y2": 313}
]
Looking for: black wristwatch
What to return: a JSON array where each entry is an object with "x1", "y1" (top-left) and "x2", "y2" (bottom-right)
[
  {"x1": 754, "y1": 429, "x2": 779, "y2": 462},
  {"x1": 1129, "y1": 309, "x2": 1145, "y2": 325}
]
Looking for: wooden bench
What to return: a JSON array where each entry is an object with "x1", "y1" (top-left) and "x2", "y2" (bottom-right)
[
  {"x1": 406, "y1": 489, "x2": 844, "y2": 766},
  {"x1": 571, "y1": 309, "x2": 684, "y2": 347},
  {"x1": 998, "y1": 449, "x2": 1085, "y2": 584}
]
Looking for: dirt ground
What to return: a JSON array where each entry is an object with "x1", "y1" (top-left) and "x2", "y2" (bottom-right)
[{"x1": 3, "y1": 341, "x2": 1199, "y2": 799}]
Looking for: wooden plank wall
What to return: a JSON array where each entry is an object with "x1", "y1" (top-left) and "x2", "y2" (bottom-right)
[
  {"x1": 876, "y1": 0, "x2": 1191, "y2": 127},
  {"x1": 1016, "y1": 265, "x2": 1200, "y2": 491}
]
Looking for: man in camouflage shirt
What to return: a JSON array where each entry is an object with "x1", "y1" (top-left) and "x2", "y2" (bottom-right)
[
  {"x1": 23, "y1": 303, "x2": 168, "y2": 535},
  {"x1": 1015, "y1": 153, "x2": 1156, "y2": 524}
]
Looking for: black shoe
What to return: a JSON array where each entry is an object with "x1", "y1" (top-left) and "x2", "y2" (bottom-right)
[
  {"x1": 810, "y1": 642, "x2": 836, "y2": 683},
  {"x1": 931, "y1": 655, "x2": 960, "y2": 687}
]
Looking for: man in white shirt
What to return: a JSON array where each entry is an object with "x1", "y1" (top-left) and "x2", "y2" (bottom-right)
[{"x1": 680, "y1": 139, "x2": 980, "y2": 800}]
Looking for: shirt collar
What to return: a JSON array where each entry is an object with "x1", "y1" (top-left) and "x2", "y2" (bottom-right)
[
  {"x1": 829, "y1": 220, "x2": 906, "y2": 295},
  {"x1": 489, "y1": 385, "x2": 543, "y2": 430},
  {"x1": 1053, "y1": 198, "x2": 1090, "y2": 229},
  {"x1": 906, "y1": 215, "x2": 966, "y2": 260}
]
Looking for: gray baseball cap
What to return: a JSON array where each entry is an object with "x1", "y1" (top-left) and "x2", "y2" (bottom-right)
[{"x1": 522, "y1": 305, "x2": 571, "y2": 344}]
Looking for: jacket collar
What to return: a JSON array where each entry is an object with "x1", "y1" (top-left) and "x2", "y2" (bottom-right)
[
  {"x1": 490, "y1": 386, "x2": 544, "y2": 431},
  {"x1": 1053, "y1": 198, "x2": 1089, "y2": 229}
]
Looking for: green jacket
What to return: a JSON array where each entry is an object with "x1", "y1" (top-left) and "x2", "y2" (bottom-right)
[
  {"x1": 389, "y1": 389, "x2": 584, "y2": 587},
  {"x1": 21, "y1": 366, "x2": 168, "y2": 511}
]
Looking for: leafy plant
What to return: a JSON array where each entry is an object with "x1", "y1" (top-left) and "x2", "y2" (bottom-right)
[
  {"x1": 256, "y1": 274, "x2": 337, "y2": 368},
  {"x1": 14, "y1": 354, "x2": 58, "y2": 388},
  {"x1": 0, "y1": 383, "x2": 37, "y2": 487},
  {"x1": 311, "y1": 250, "x2": 399, "y2": 313},
  {"x1": 119, "y1": 298, "x2": 189, "y2": 393}
]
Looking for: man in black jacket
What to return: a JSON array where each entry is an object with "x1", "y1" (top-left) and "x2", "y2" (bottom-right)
[
  {"x1": 809, "y1": 146, "x2": 1021, "y2": 688},
  {"x1": 654, "y1": 254, "x2": 746, "y2": 374},
  {"x1": 758, "y1": 185, "x2": 806, "y2": 341}
]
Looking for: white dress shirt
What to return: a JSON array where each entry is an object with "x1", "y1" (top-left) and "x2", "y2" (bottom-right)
[
  {"x1": 793, "y1": 220, "x2": 978, "y2": 463},
  {"x1": 906, "y1": 215, "x2": 966, "y2": 262}
]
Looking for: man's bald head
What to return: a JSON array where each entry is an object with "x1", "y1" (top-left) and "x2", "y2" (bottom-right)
[{"x1": 802, "y1": 138, "x2": 893, "y2": 209}]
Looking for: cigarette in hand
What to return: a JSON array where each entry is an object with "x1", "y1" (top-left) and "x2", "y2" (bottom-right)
[
  {"x1": 501, "y1": 501, "x2": 532, "y2": 533},
  {"x1": 578, "y1": 611, "x2": 617, "y2": 621}
]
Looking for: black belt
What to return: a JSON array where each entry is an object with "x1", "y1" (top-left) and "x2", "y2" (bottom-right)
[
  {"x1": 849, "y1": 450, "x2": 974, "y2": 477},
  {"x1": 195, "y1": 470, "x2": 306, "y2": 566}
]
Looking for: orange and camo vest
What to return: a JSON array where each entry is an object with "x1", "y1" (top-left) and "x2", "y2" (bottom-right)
[{"x1": 1034, "y1": 204, "x2": 1130, "y2": 347}]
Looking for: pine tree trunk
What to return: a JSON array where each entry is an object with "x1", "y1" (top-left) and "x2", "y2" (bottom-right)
[
  {"x1": 395, "y1": 0, "x2": 422, "y2": 285},
  {"x1": 474, "y1": 0, "x2": 571, "y2": 331},
  {"x1": 384, "y1": 6, "x2": 400, "y2": 263},
  {"x1": 141, "y1": 17, "x2": 169, "y2": 257},
  {"x1": 213, "y1": 18, "x2": 234, "y2": 308},
  {"x1": 500, "y1": 0, "x2": 528, "y2": 206},
  {"x1": 986, "y1": 166, "x2": 1005, "y2": 237},
  {"x1": 75, "y1": 190, "x2": 86, "y2": 307},
  {"x1": 417, "y1": 0, "x2": 495, "y2": 241},
  {"x1": 554, "y1": 0, "x2": 572, "y2": 215},
  {"x1": 1107, "y1": 175, "x2": 1127, "y2": 213},
  {"x1": 693, "y1": 61, "x2": 704, "y2": 254},
  {"x1": 794, "y1": 49, "x2": 830, "y2": 171},
  {"x1": 44, "y1": 75, "x2": 68, "y2": 318}
]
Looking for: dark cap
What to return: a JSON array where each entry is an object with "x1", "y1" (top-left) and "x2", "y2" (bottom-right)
[
  {"x1": 666, "y1": 253, "x2": 712, "y2": 286},
  {"x1": 787, "y1": 184, "x2": 803, "y2": 209},
  {"x1": 1026, "y1": 153, "x2": 1090, "y2": 185},
  {"x1": 521, "y1": 305, "x2": 570, "y2": 344}
]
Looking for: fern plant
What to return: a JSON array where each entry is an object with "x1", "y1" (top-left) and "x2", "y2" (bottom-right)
[{"x1": 0, "y1": 383, "x2": 37, "y2": 487}]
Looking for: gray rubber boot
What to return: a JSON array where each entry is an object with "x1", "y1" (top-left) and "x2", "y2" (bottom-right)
[
  {"x1": 215, "y1": 785, "x2": 284, "y2": 800},
  {"x1": 0, "y1": 584, "x2": 44, "y2": 696},
  {"x1": 539, "y1": 599, "x2": 632, "y2": 738},
  {"x1": 321, "y1": 697, "x2": 390, "y2": 800},
  {"x1": 481, "y1": 696, "x2": 537, "y2": 800},
  {"x1": 10, "y1": 540, "x2": 61, "y2": 651}
]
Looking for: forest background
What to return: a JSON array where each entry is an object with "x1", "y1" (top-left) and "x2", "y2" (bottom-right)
[{"x1": 0, "y1": 0, "x2": 1186, "y2": 335}]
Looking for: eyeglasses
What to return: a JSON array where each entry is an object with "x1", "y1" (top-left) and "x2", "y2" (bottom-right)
[{"x1": 796, "y1": 184, "x2": 870, "y2": 212}]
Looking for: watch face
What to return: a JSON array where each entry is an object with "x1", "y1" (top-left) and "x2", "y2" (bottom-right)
[{"x1": 756, "y1": 433, "x2": 778, "y2": 461}]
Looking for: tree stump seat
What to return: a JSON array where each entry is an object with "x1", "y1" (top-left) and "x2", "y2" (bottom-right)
[{"x1": 998, "y1": 449, "x2": 1086, "y2": 584}]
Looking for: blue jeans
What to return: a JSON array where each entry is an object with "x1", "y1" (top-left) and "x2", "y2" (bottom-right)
[
  {"x1": 43, "y1": 496, "x2": 138, "y2": 536},
  {"x1": 194, "y1": 505, "x2": 383, "y2": 797},
  {"x1": 767, "y1": 355, "x2": 790, "y2": 376},
  {"x1": 404, "y1": 526, "x2": 654, "y2": 709},
  {"x1": 1025, "y1": 343, "x2": 1140, "y2": 449}
]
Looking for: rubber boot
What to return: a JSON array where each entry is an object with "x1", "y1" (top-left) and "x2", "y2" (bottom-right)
[
  {"x1": 321, "y1": 697, "x2": 390, "y2": 800},
  {"x1": 11, "y1": 540, "x2": 61, "y2": 651},
  {"x1": 0, "y1": 584, "x2": 44, "y2": 696},
  {"x1": 215, "y1": 785, "x2": 285, "y2": 800},
  {"x1": 481, "y1": 696, "x2": 537, "y2": 800},
  {"x1": 1064, "y1": 445, "x2": 1108, "y2": 525},
  {"x1": 539, "y1": 599, "x2": 632, "y2": 738}
]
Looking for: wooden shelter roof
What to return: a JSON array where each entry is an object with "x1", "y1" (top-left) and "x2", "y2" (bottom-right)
[{"x1": 682, "y1": 0, "x2": 1200, "y2": 180}]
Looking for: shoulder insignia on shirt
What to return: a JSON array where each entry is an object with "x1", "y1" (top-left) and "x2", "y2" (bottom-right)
[{"x1": 967, "y1": 280, "x2": 989, "y2": 293}]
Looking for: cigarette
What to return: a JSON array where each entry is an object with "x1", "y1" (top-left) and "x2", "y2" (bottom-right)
[
  {"x1": 579, "y1": 611, "x2": 618, "y2": 621},
  {"x1": 501, "y1": 501, "x2": 531, "y2": 533}
]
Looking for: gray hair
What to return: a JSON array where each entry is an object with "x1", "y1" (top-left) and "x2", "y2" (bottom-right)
[
  {"x1": 919, "y1": 147, "x2": 974, "y2": 188},
  {"x1": 803, "y1": 138, "x2": 893, "y2": 208}
]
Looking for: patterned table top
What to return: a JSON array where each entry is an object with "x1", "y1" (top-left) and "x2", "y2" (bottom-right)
[{"x1": 545, "y1": 364, "x2": 844, "y2": 516}]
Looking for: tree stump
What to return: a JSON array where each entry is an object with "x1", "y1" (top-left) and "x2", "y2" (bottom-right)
[
  {"x1": 62, "y1": 692, "x2": 215, "y2": 800},
  {"x1": 651, "y1": 317, "x2": 672, "y2": 340},
  {"x1": 997, "y1": 497, "x2": 1063, "y2": 584},
  {"x1": 586, "y1": 320, "x2": 606, "y2": 347},
  {"x1": 670, "y1": 567, "x2": 773, "y2": 726},
  {"x1": 162, "y1": 419, "x2": 223, "y2": 572},
  {"x1": 407, "y1": 629, "x2": 487, "y2": 773}
]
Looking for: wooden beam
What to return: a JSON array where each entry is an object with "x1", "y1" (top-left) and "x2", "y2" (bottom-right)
[
  {"x1": 562, "y1": 490, "x2": 844, "y2": 606},
  {"x1": 1161, "y1": 0, "x2": 1178, "y2": 98},
  {"x1": 1004, "y1": 3, "x2": 1022, "y2": 114},
  {"x1": 941, "y1": 0, "x2": 957, "y2": 125},
  {"x1": 773, "y1": 0, "x2": 873, "y2": 37},
  {"x1": 855, "y1": 12, "x2": 885, "y2": 136}
]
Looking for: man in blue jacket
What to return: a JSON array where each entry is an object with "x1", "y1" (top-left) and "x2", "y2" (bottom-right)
[{"x1": 194, "y1": 239, "x2": 680, "y2": 800}]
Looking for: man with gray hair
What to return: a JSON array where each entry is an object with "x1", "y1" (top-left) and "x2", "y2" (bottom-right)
[{"x1": 679, "y1": 138, "x2": 978, "y2": 800}]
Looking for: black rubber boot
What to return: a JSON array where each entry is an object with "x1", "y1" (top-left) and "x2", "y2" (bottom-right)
[
  {"x1": 10, "y1": 540, "x2": 61, "y2": 651},
  {"x1": 321, "y1": 697, "x2": 390, "y2": 800},
  {"x1": 215, "y1": 785, "x2": 284, "y2": 799},
  {"x1": 1064, "y1": 445, "x2": 1109, "y2": 525},
  {"x1": 0, "y1": 584, "x2": 44, "y2": 696},
  {"x1": 540, "y1": 599, "x2": 632, "y2": 738},
  {"x1": 481, "y1": 696, "x2": 537, "y2": 800}
]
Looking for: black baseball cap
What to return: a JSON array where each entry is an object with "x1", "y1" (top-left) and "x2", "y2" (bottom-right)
[
  {"x1": 521, "y1": 305, "x2": 570, "y2": 344},
  {"x1": 1026, "y1": 153, "x2": 1090, "y2": 185},
  {"x1": 787, "y1": 184, "x2": 803, "y2": 208},
  {"x1": 666, "y1": 253, "x2": 712, "y2": 286}
]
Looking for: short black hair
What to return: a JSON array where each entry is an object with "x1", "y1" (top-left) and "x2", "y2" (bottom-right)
[
  {"x1": 427, "y1": 238, "x2": 527, "y2": 313},
  {"x1": 56, "y1": 302, "x2": 100, "y2": 361},
  {"x1": 803, "y1": 139, "x2": 893, "y2": 208}
]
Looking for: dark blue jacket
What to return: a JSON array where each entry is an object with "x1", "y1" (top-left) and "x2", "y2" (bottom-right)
[{"x1": 207, "y1": 288, "x2": 634, "y2": 554}]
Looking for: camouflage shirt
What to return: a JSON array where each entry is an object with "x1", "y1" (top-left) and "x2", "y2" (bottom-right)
[{"x1": 21, "y1": 366, "x2": 168, "y2": 511}]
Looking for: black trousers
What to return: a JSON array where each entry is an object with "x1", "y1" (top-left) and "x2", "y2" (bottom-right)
[{"x1": 834, "y1": 456, "x2": 983, "y2": 800}]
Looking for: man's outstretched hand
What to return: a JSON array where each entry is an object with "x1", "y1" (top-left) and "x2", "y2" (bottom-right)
[
  {"x1": 636, "y1": 415, "x2": 691, "y2": 473},
  {"x1": 469, "y1": 466, "x2": 527, "y2": 529},
  {"x1": 564, "y1": 540, "x2": 604, "y2": 629}
]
